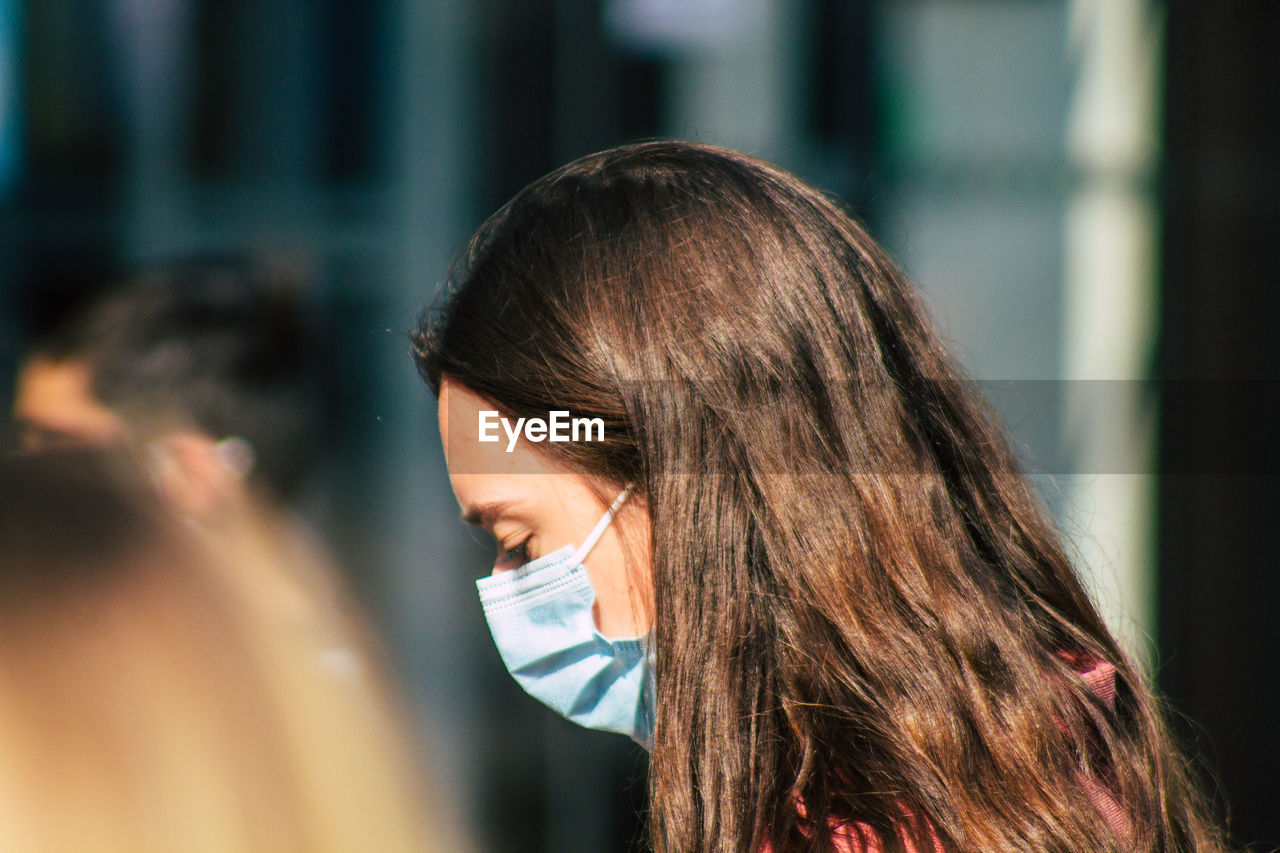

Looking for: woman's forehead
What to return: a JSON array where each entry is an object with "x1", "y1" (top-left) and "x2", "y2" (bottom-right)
[
  {"x1": 451, "y1": 474, "x2": 540, "y2": 526},
  {"x1": 438, "y1": 379, "x2": 550, "y2": 475}
]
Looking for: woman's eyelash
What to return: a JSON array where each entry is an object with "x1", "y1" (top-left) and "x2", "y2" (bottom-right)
[{"x1": 496, "y1": 536, "x2": 532, "y2": 568}]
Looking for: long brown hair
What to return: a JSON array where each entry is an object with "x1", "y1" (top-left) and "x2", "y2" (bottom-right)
[{"x1": 413, "y1": 140, "x2": 1229, "y2": 852}]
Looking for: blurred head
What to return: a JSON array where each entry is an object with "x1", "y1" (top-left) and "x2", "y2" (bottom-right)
[
  {"x1": 0, "y1": 449, "x2": 458, "y2": 852},
  {"x1": 13, "y1": 256, "x2": 329, "y2": 509},
  {"x1": 414, "y1": 141, "x2": 1226, "y2": 852}
]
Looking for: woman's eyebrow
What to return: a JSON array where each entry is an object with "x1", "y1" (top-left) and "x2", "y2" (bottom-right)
[{"x1": 459, "y1": 499, "x2": 522, "y2": 528}]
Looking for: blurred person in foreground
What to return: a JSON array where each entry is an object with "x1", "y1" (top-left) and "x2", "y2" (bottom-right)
[
  {"x1": 10, "y1": 256, "x2": 352, "y2": 625},
  {"x1": 0, "y1": 448, "x2": 465, "y2": 852},
  {"x1": 12, "y1": 256, "x2": 328, "y2": 520}
]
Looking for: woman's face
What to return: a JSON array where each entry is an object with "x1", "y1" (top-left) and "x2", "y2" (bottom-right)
[{"x1": 437, "y1": 378, "x2": 653, "y2": 639}]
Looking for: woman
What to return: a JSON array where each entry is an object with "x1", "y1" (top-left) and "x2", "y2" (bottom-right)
[
  {"x1": 413, "y1": 141, "x2": 1228, "y2": 852},
  {"x1": 0, "y1": 448, "x2": 465, "y2": 852}
]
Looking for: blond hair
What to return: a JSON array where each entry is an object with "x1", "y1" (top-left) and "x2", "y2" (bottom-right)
[{"x1": 0, "y1": 449, "x2": 465, "y2": 852}]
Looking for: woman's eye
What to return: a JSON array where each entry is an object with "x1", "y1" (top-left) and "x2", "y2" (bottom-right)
[{"x1": 494, "y1": 537, "x2": 532, "y2": 571}]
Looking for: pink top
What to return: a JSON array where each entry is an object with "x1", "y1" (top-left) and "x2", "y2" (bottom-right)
[{"x1": 763, "y1": 654, "x2": 1129, "y2": 853}]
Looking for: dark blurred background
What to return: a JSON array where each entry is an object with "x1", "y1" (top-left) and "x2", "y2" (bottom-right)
[{"x1": 0, "y1": 0, "x2": 1275, "y2": 849}]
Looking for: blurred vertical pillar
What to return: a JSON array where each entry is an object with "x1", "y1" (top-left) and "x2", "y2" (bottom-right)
[
  {"x1": 606, "y1": 0, "x2": 807, "y2": 161},
  {"x1": 551, "y1": 0, "x2": 619, "y2": 162},
  {"x1": 1161, "y1": 1, "x2": 1280, "y2": 845},
  {"x1": 104, "y1": 0, "x2": 193, "y2": 257},
  {"x1": 378, "y1": 0, "x2": 483, "y2": 841},
  {"x1": 669, "y1": 0, "x2": 805, "y2": 160},
  {"x1": 226, "y1": 0, "x2": 320, "y2": 184},
  {"x1": 0, "y1": 0, "x2": 22, "y2": 379},
  {"x1": 0, "y1": 0, "x2": 19, "y2": 197},
  {"x1": 1060, "y1": 0, "x2": 1163, "y2": 664}
]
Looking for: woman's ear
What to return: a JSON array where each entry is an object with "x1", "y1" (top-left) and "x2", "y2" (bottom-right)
[{"x1": 146, "y1": 431, "x2": 250, "y2": 519}]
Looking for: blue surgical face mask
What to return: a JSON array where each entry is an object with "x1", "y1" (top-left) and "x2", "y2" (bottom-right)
[{"x1": 476, "y1": 484, "x2": 655, "y2": 749}]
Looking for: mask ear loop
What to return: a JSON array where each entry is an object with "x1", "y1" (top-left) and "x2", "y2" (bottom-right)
[{"x1": 572, "y1": 483, "x2": 635, "y2": 563}]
